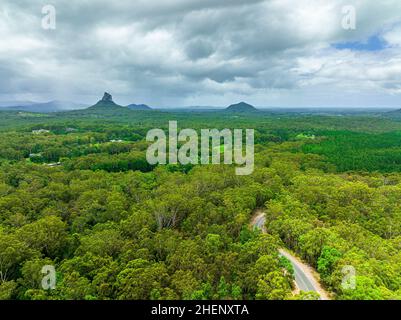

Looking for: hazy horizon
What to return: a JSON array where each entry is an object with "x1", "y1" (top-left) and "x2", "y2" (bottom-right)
[{"x1": 0, "y1": 96, "x2": 398, "y2": 111}]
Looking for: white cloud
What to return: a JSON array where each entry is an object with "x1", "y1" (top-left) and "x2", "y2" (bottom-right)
[
  {"x1": 0, "y1": 0, "x2": 401, "y2": 107},
  {"x1": 383, "y1": 25, "x2": 401, "y2": 47}
]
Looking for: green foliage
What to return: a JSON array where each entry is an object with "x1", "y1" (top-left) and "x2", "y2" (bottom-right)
[
  {"x1": 256, "y1": 271, "x2": 291, "y2": 300},
  {"x1": 317, "y1": 246, "x2": 342, "y2": 280},
  {"x1": 116, "y1": 259, "x2": 168, "y2": 300},
  {"x1": 0, "y1": 110, "x2": 401, "y2": 300},
  {"x1": 279, "y1": 256, "x2": 294, "y2": 278},
  {"x1": 0, "y1": 281, "x2": 17, "y2": 300},
  {"x1": 302, "y1": 131, "x2": 401, "y2": 172},
  {"x1": 291, "y1": 291, "x2": 321, "y2": 300}
]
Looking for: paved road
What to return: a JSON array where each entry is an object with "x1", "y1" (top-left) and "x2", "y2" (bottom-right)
[
  {"x1": 253, "y1": 213, "x2": 267, "y2": 231},
  {"x1": 252, "y1": 212, "x2": 329, "y2": 300}
]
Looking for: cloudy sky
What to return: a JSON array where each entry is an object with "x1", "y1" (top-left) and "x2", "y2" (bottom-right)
[{"x1": 1, "y1": 0, "x2": 401, "y2": 108}]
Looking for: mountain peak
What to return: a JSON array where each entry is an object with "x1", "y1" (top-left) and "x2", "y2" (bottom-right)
[
  {"x1": 127, "y1": 103, "x2": 152, "y2": 111},
  {"x1": 101, "y1": 92, "x2": 113, "y2": 102},
  {"x1": 226, "y1": 102, "x2": 258, "y2": 112},
  {"x1": 87, "y1": 92, "x2": 124, "y2": 110}
]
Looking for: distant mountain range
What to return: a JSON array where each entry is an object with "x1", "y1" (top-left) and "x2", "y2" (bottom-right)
[
  {"x1": 87, "y1": 92, "x2": 153, "y2": 112},
  {"x1": 387, "y1": 108, "x2": 401, "y2": 114},
  {"x1": 225, "y1": 102, "x2": 258, "y2": 112},
  {"x1": 1, "y1": 94, "x2": 399, "y2": 114},
  {"x1": 127, "y1": 104, "x2": 151, "y2": 111},
  {"x1": 0, "y1": 93, "x2": 153, "y2": 113},
  {"x1": 0, "y1": 93, "x2": 276, "y2": 114},
  {"x1": 161, "y1": 102, "x2": 259, "y2": 112},
  {"x1": 2, "y1": 101, "x2": 88, "y2": 113},
  {"x1": 0, "y1": 101, "x2": 36, "y2": 107},
  {"x1": 82, "y1": 95, "x2": 259, "y2": 114},
  {"x1": 0, "y1": 93, "x2": 257, "y2": 113}
]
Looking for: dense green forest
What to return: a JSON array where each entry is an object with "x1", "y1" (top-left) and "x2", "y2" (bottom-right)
[{"x1": 1, "y1": 109, "x2": 401, "y2": 300}]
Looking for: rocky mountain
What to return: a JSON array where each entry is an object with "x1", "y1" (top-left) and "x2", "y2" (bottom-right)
[
  {"x1": 88, "y1": 92, "x2": 125, "y2": 110},
  {"x1": 102, "y1": 92, "x2": 113, "y2": 102}
]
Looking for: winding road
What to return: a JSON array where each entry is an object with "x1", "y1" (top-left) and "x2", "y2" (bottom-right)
[{"x1": 252, "y1": 211, "x2": 330, "y2": 300}]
